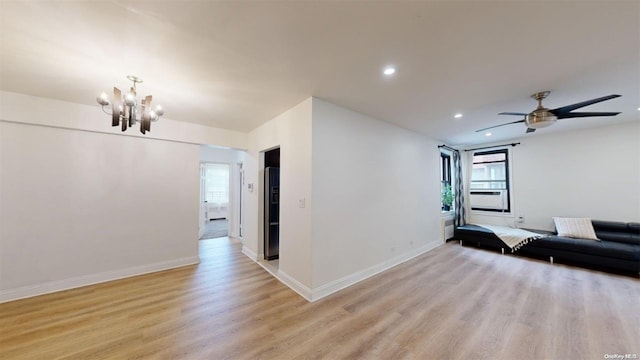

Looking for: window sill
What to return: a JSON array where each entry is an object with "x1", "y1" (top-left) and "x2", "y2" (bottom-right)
[
  {"x1": 441, "y1": 210, "x2": 454, "y2": 219},
  {"x1": 470, "y1": 210, "x2": 513, "y2": 217}
]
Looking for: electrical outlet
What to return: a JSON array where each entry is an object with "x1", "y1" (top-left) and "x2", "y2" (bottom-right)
[{"x1": 516, "y1": 215, "x2": 525, "y2": 223}]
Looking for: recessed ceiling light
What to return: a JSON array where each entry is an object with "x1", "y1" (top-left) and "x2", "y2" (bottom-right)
[
  {"x1": 383, "y1": 67, "x2": 396, "y2": 76},
  {"x1": 454, "y1": 113, "x2": 463, "y2": 119},
  {"x1": 485, "y1": 132, "x2": 492, "y2": 137},
  {"x1": 637, "y1": 107, "x2": 640, "y2": 111}
]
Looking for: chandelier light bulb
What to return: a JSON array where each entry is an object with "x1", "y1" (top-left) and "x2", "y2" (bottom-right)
[
  {"x1": 149, "y1": 111, "x2": 158, "y2": 122},
  {"x1": 96, "y1": 92, "x2": 110, "y2": 106},
  {"x1": 154, "y1": 105, "x2": 164, "y2": 117},
  {"x1": 124, "y1": 92, "x2": 136, "y2": 106}
]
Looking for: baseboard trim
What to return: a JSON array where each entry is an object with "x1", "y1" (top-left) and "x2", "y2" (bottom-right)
[
  {"x1": 242, "y1": 246, "x2": 312, "y2": 301},
  {"x1": 310, "y1": 241, "x2": 442, "y2": 302},
  {"x1": 241, "y1": 245, "x2": 259, "y2": 261},
  {"x1": 0, "y1": 256, "x2": 200, "y2": 304},
  {"x1": 241, "y1": 241, "x2": 441, "y2": 303},
  {"x1": 276, "y1": 269, "x2": 313, "y2": 302}
]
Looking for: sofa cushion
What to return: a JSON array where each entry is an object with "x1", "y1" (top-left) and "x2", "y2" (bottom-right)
[
  {"x1": 592, "y1": 220, "x2": 640, "y2": 245},
  {"x1": 628, "y1": 223, "x2": 640, "y2": 245},
  {"x1": 553, "y1": 217, "x2": 599, "y2": 240},
  {"x1": 529, "y1": 235, "x2": 639, "y2": 261},
  {"x1": 592, "y1": 220, "x2": 627, "y2": 232},
  {"x1": 454, "y1": 224, "x2": 506, "y2": 248},
  {"x1": 517, "y1": 246, "x2": 640, "y2": 273}
]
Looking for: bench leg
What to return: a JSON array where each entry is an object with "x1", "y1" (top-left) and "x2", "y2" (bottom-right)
[
  {"x1": 460, "y1": 240, "x2": 462, "y2": 246},
  {"x1": 501, "y1": 248, "x2": 504, "y2": 255},
  {"x1": 550, "y1": 256, "x2": 554, "y2": 264}
]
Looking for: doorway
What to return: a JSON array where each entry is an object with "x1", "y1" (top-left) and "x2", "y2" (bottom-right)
[
  {"x1": 200, "y1": 163, "x2": 230, "y2": 239},
  {"x1": 263, "y1": 147, "x2": 280, "y2": 260},
  {"x1": 238, "y1": 162, "x2": 243, "y2": 238}
]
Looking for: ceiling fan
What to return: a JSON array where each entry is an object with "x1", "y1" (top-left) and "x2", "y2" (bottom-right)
[{"x1": 476, "y1": 91, "x2": 621, "y2": 134}]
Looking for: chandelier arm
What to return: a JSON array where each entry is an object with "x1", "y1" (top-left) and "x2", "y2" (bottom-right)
[{"x1": 101, "y1": 105, "x2": 113, "y2": 116}]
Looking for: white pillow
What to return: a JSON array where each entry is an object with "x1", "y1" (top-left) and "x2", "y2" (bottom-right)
[{"x1": 552, "y1": 217, "x2": 599, "y2": 240}]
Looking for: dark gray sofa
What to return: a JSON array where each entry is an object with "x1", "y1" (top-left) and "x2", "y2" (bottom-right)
[{"x1": 453, "y1": 220, "x2": 640, "y2": 274}]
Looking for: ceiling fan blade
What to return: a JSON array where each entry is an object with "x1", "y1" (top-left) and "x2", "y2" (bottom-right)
[
  {"x1": 556, "y1": 111, "x2": 621, "y2": 119},
  {"x1": 476, "y1": 119, "x2": 525, "y2": 132},
  {"x1": 551, "y1": 94, "x2": 621, "y2": 115},
  {"x1": 499, "y1": 112, "x2": 528, "y2": 116},
  {"x1": 526, "y1": 128, "x2": 536, "y2": 133}
]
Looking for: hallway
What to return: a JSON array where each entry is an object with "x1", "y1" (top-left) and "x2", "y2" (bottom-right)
[{"x1": 200, "y1": 219, "x2": 228, "y2": 239}]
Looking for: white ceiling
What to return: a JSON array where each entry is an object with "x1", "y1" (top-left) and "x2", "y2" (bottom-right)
[{"x1": 1, "y1": 1, "x2": 638, "y2": 146}]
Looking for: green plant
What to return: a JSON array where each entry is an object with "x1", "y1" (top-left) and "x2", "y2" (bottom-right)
[{"x1": 442, "y1": 184, "x2": 454, "y2": 209}]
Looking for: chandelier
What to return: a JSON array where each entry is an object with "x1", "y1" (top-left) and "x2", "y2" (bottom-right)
[{"x1": 96, "y1": 75, "x2": 164, "y2": 134}]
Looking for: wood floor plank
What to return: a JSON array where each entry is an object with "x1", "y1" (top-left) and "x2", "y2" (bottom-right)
[{"x1": 1, "y1": 238, "x2": 638, "y2": 360}]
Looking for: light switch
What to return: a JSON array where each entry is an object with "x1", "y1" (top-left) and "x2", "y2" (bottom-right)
[{"x1": 298, "y1": 198, "x2": 305, "y2": 208}]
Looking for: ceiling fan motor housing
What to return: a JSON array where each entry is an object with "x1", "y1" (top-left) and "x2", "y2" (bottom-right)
[{"x1": 526, "y1": 108, "x2": 557, "y2": 129}]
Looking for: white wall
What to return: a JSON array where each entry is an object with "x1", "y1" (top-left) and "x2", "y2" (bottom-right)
[
  {"x1": 242, "y1": 97, "x2": 443, "y2": 301},
  {"x1": 244, "y1": 98, "x2": 313, "y2": 291},
  {"x1": 0, "y1": 91, "x2": 246, "y2": 302},
  {"x1": 310, "y1": 98, "x2": 442, "y2": 295},
  {"x1": 0, "y1": 122, "x2": 200, "y2": 302},
  {"x1": 469, "y1": 121, "x2": 640, "y2": 230},
  {"x1": 200, "y1": 145, "x2": 245, "y2": 164},
  {"x1": 0, "y1": 91, "x2": 248, "y2": 150}
]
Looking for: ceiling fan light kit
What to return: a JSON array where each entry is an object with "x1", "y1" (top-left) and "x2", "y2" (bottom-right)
[
  {"x1": 525, "y1": 91, "x2": 556, "y2": 129},
  {"x1": 96, "y1": 76, "x2": 164, "y2": 134},
  {"x1": 476, "y1": 91, "x2": 621, "y2": 134}
]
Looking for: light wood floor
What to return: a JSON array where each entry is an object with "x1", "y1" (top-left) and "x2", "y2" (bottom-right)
[{"x1": 1, "y1": 239, "x2": 638, "y2": 359}]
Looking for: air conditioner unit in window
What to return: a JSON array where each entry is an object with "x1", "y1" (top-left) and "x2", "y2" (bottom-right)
[{"x1": 470, "y1": 189, "x2": 508, "y2": 211}]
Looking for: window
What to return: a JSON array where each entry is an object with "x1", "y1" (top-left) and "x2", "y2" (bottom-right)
[
  {"x1": 202, "y1": 163, "x2": 230, "y2": 204},
  {"x1": 470, "y1": 149, "x2": 510, "y2": 212},
  {"x1": 440, "y1": 151, "x2": 453, "y2": 212}
]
